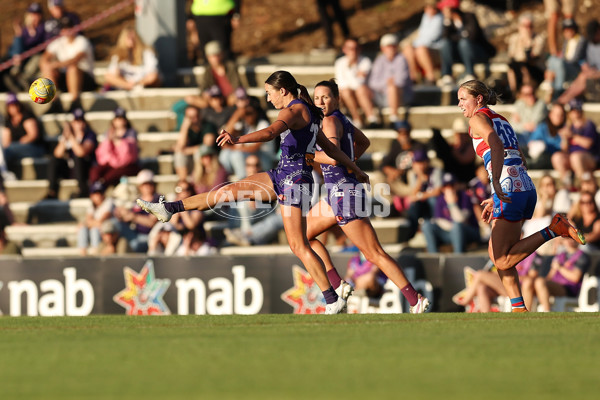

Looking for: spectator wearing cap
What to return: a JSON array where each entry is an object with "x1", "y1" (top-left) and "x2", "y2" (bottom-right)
[
  {"x1": 193, "y1": 144, "x2": 228, "y2": 194},
  {"x1": 557, "y1": 20, "x2": 600, "y2": 105},
  {"x1": 401, "y1": 0, "x2": 443, "y2": 85},
  {"x1": 405, "y1": 148, "x2": 443, "y2": 239},
  {"x1": 334, "y1": 37, "x2": 379, "y2": 128},
  {"x1": 2, "y1": 2, "x2": 48, "y2": 93},
  {"x1": 1, "y1": 92, "x2": 46, "y2": 177},
  {"x1": 89, "y1": 107, "x2": 139, "y2": 188},
  {"x1": 437, "y1": 0, "x2": 496, "y2": 87},
  {"x1": 45, "y1": 0, "x2": 81, "y2": 39},
  {"x1": 174, "y1": 105, "x2": 217, "y2": 180},
  {"x1": 543, "y1": 17, "x2": 587, "y2": 100},
  {"x1": 185, "y1": 41, "x2": 243, "y2": 109},
  {"x1": 378, "y1": 120, "x2": 426, "y2": 214},
  {"x1": 46, "y1": 107, "x2": 98, "y2": 199},
  {"x1": 190, "y1": 0, "x2": 240, "y2": 62},
  {"x1": 551, "y1": 99, "x2": 600, "y2": 188},
  {"x1": 199, "y1": 85, "x2": 236, "y2": 131},
  {"x1": 221, "y1": 95, "x2": 274, "y2": 177},
  {"x1": 104, "y1": 24, "x2": 161, "y2": 91},
  {"x1": 421, "y1": 172, "x2": 480, "y2": 253},
  {"x1": 98, "y1": 219, "x2": 131, "y2": 255},
  {"x1": 114, "y1": 169, "x2": 161, "y2": 253},
  {"x1": 39, "y1": 14, "x2": 96, "y2": 109},
  {"x1": 77, "y1": 181, "x2": 114, "y2": 256},
  {"x1": 368, "y1": 33, "x2": 412, "y2": 126},
  {"x1": 430, "y1": 117, "x2": 476, "y2": 184}
]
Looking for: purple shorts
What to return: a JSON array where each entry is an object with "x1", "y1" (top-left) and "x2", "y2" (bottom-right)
[
  {"x1": 267, "y1": 167, "x2": 314, "y2": 212},
  {"x1": 326, "y1": 183, "x2": 368, "y2": 226},
  {"x1": 492, "y1": 189, "x2": 537, "y2": 221}
]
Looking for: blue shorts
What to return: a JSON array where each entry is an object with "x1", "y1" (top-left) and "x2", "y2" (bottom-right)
[
  {"x1": 267, "y1": 167, "x2": 314, "y2": 212},
  {"x1": 492, "y1": 189, "x2": 537, "y2": 221},
  {"x1": 326, "y1": 183, "x2": 368, "y2": 226}
]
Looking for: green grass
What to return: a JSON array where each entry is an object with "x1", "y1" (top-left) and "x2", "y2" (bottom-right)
[{"x1": 1, "y1": 313, "x2": 599, "y2": 399}]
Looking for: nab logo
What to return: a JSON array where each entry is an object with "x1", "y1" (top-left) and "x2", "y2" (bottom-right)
[{"x1": 113, "y1": 260, "x2": 171, "y2": 315}]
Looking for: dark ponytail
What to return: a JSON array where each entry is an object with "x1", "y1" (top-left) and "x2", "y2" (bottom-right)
[{"x1": 265, "y1": 70, "x2": 324, "y2": 120}]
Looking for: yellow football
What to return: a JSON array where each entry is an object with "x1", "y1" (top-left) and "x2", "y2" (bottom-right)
[{"x1": 29, "y1": 78, "x2": 57, "y2": 104}]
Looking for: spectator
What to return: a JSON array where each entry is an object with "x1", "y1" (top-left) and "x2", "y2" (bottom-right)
[
  {"x1": 421, "y1": 172, "x2": 481, "y2": 253},
  {"x1": 190, "y1": 0, "x2": 240, "y2": 61},
  {"x1": 467, "y1": 164, "x2": 491, "y2": 240},
  {"x1": 173, "y1": 105, "x2": 217, "y2": 180},
  {"x1": 89, "y1": 107, "x2": 139, "y2": 188},
  {"x1": 147, "y1": 179, "x2": 204, "y2": 255},
  {"x1": 454, "y1": 255, "x2": 539, "y2": 312},
  {"x1": 103, "y1": 24, "x2": 161, "y2": 91},
  {"x1": 402, "y1": 0, "x2": 443, "y2": 85},
  {"x1": 315, "y1": 0, "x2": 350, "y2": 49},
  {"x1": 175, "y1": 226, "x2": 218, "y2": 256},
  {"x1": 542, "y1": 18, "x2": 587, "y2": 100},
  {"x1": 551, "y1": 99, "x2": 599, "y2": 188},
  {"x1": 2, "y1": 3, "x2": 48, "y2": 93},
  {"x1": 521, "y1": 236, "x2": 590, "y2": 312},
  {"x1": 511, "y1": 83, "x2": 548, "y2": 146},
  {"x1": 568, "y1": 190, "x2": 600, "y2": 252},
  {"x1": 430, "y1": 118, "x2": 476, "y2": 184},
  {"x1": 185, "y1": 41, "x2": 242, "y2": 108},
  {"x1": 437, "y1": 0, "x2": 496, "y2": 87},
  {"x1": 545, "y1": 0, "x2": 578, "y2": 58},
  {"x1": 45, "y1": 0, "x2": 80, "y2": 39},
  {"x1": 344, "y1": 252, "x2": 387, "y2": 298},
  {"x1": 77, "y1": 181, "x2": 114, "y2": 256},
  {"x1": 557, "y1": 20, "x2": 600, "y2": 105},
  {"x1": 526, "y1": 102, "x2": 567, "y2": 170},
  {"x1": 578, "y1": 172, "x2": 600, "y2": 211},
  {"x1": 39, "y1": 16, "x2": 96, "y2": 109},
  {"x1": 223, "y1": 205, "x2": 284, "y2": 246},
  {"x1": 193, "y1": 144, "x2": 228, "y2": 194},
  {"x1": 405, "y1": 148, "x2": 443, "y2": 239},
  {"x1": 368, "y1": 33, "x2": 413, "y2": 126},
  {"x1": 378, "y1": 120, "x2": 425, "y2": 214},
  {"x1": 46, "y1": 107, "x2": 97, "y2": 199},
  {"x1": 506, "y1": 12, "x2": 546, "y2": 96},
  {"x1": 334, "y1": 37, "x2": 379, "y2": 128},
  {"x1": 114, "y1": 169, "x2": 160, "y2": 253},
  {"x1": 0, "y1": 182, "x2": 19, "y2": 255},
  {"x1": 199, "y1": 85, "x2": 237, "y2": 131},
  {"x1": 221, "y1": 95, "x2": 273, "y2": 177},
  {"x1": 98, "y1": 219, "x2": 131, "y2": 255},
  {"x1": 1, "y1": 93, "x2": 46, "y2": 177}
]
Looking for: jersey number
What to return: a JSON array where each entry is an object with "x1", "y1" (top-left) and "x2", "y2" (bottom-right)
[{"x1": 494, "y1": 120, "x2": 518, "y2": 149}]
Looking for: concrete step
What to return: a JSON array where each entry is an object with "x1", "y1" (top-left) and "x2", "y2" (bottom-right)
[
  {"x1": 5, "y1": 223, "x2": 79, "y2": 248},
  {"x1": 10, "y1": 198, "x2": 91, "y2": 224},
  {"x1": 5, "y1": 174, "x2": 179, "y2": 203}
]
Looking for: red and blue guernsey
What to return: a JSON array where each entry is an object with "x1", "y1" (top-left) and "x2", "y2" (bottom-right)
[
  {"x1": 470, "y1": 107, "x2": 535, "y2": 195},
  {"x1": 318, "y1": 110, "x2": 366, "y2": 225},
  {"x1": 267, "y1": 99, "x2": 319, "y2": 209}
]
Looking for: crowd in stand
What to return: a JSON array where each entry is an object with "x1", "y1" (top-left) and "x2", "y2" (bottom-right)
[{"x1": 0, "y1": 0, "x2": 599, "y2": 310}]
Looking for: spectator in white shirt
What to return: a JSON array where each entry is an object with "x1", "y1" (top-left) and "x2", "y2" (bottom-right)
[
  {"x1": 39, "y1": 16, "x2": 95, "y2": 108},
  {"x1": 334, "y1": 37, "x2": 379, "y2": 128}
]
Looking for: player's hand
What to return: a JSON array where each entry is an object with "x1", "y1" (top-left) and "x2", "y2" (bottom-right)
[
  {"x1": 492, "y1": 181, "x2": 511, "y2": 204},
  {"x1": 355, "y1": 169, "x2": 370, "y2": 185},
  {"x1": 217, "y1": 129, "x2": 238, "y2": 147},
  {"x1": 480, "y1": 198, "x2": 494, "y2": 223}
]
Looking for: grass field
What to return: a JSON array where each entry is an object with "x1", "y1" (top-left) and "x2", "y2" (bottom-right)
[{"x1": 1, "y1": 313, "x2": 599, "y2": 399}]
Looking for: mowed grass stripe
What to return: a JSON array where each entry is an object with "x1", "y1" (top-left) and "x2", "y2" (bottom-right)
[{"x1": 0, "y1": 313, "x2": 599, "y2": 400}]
